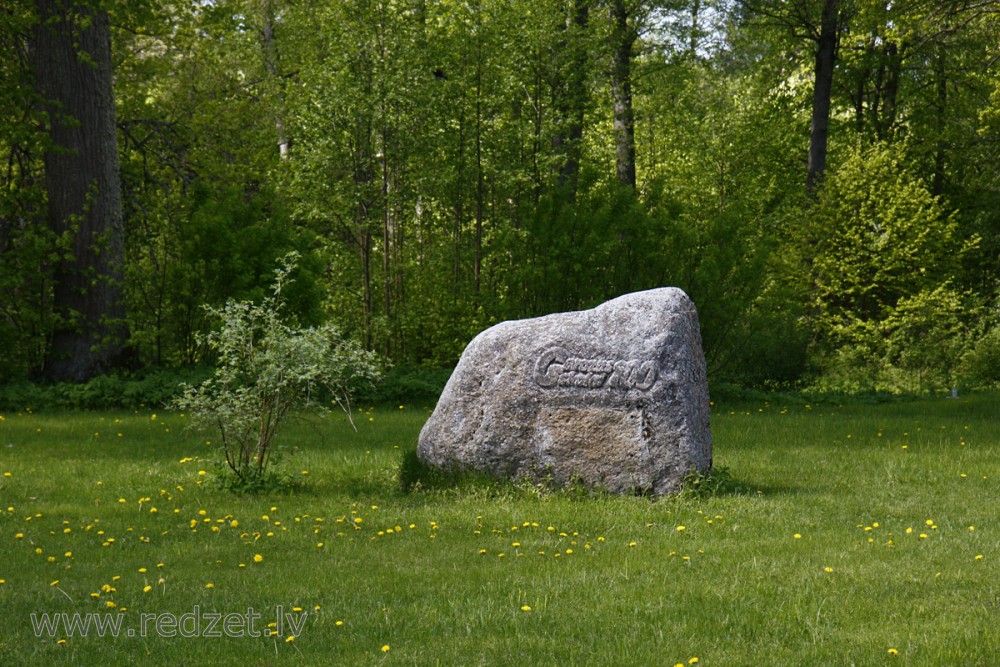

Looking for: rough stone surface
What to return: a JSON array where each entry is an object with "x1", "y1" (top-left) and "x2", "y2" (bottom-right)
[{"x1": 417, "y1": 288, "x2": 712, "y2": 495}]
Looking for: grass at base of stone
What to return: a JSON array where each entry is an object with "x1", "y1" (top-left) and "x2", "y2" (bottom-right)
[{"x1": 0, "y1": 396, "x2": 997, "y2": 666}]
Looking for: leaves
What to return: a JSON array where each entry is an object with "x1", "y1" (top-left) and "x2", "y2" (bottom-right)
[{"x1": 173, "y1": 253, "x2": 381, "y2": 486}]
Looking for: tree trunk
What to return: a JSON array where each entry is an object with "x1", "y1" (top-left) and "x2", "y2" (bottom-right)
[
  {"x1": 610, "y1": 0, "x2": 636, "y2": 189},
  {"x1": 552, "y1": 0, "x2": 590, "y2": 198},
  {"x1": 259, "y1": 0, "x2": 289, "y2": 159},
  {"x1": 31, "y1": 0, "x2": 130, "y2": 381},
  {"x1": 806, "y1": 0, "x2": 838, "y2": 193},
  {"x1": 932, "y1": 42, "x2": 947, "y2": 197}
]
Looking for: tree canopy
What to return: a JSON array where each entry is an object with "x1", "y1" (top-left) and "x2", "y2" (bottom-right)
[{"x1": 1, "y1": 0, "x2": 998, "y2": 392}]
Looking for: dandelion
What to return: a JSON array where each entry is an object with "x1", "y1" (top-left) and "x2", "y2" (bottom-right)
[
  {"x1": 205, "y1": 583, "x2": 215, "y2": 589},
  {"x1": 143, "y1": 585, "x2": 152, "y2": 593},
  {"x1": 676, "y1": 525, "x2": 686, "y2": 532},
  {"x1": 253, "y1": 554, "x2": 264, "y2": 564},
  {"x1": 888, "y1": 648, "x2": 899, "y2": 656},
  {"x1": 381, "y1": 645, "x2": 390, "y2": 653},
  {"x1": 335, "y1": 620, "x2": 344, "y2": 627},
  {"x1": 823, "y1": 566, "x2": 833, "y2": 573},
  {"x1": 793, "y1": 534, "x2": 802, "y2": 539},
  {"x1": 520, "y1": 605, "x2": 532, "y2": 612},
  {"x1": 285, "y1": 635, "x2": 295, "y2": 643}
]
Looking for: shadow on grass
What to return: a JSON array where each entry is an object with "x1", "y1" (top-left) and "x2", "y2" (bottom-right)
[{"x1": 398, "y1": 448, "x2": 784, "y2": 501}]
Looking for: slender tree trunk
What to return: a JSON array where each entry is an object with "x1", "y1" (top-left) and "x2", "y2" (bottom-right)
[
  {"x1": 474, "y1": 30, "x2": 484, "y2": 294},
  {"x1": 552, "y1": 0, "x2": 590, "y2": 199},
  {"x1": 259, "y1": 0, "x2": 289, "y2": 159},
  {"x1": 932, "y1": 43, "x2": 947, "y2": 196},
  {"x1": 690, "y1": 0, "x2": 702, "y2": 57},
  {"x1": 31, "y1": 0, "x2": 130, "y2": 381},
  {"x1": 610, "y1": 0, "x2": 636, "y2": 189},
  {"x1": 806, "y1": 0, "x2": 838, "y2": 193}
]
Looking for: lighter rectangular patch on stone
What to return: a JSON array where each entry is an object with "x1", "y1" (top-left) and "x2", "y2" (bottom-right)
[{"x1": 536, "y1": 407, "x2": 650, "y2": 489}]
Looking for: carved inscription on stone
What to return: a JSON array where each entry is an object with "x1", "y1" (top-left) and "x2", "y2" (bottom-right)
[{"x1": 533, "y1": 346, "x2": 658, "y2": 390}]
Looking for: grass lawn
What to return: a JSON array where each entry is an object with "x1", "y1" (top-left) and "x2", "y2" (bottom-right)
[{"x1": 0, "y1": 394, "x2": 997, "y2": 666}]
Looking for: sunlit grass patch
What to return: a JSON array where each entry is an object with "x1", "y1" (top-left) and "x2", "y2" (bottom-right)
[{"x1": 0, "y1": 395, "x2": 997, "y2": 665}]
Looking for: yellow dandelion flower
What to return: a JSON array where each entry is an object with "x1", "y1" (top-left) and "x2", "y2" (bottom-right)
[
  {"x1": 888, "y1": 648, "x2": 899, "y2": 656},
  {"x1": 381, "y1": 645, "x2": 390, "y2": 652},
  {"x1": 676, "y1": 525, "x2": 686, "y2": 531},
  {"x1": 823, "y1": 566, "x2": 833, "y2": 573},
  {"x1": 520, "y1": 605, "x2": 532, "y2": 612},
  {"x1": 253, "y1": 554, "x2": 263, "y2": 563},
  {"x1": 143, "y1": 585, "x2": 152, "y2": 593},
  {"x1": 205, "y1": 583, "x2": 215, "y2": 589},
  {"x1": 285, "y1": 635, "x2": 295, "y2": 643}
]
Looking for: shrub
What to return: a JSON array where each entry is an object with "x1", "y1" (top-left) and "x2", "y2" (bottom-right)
[{"x1": 172, "y1": 253, "x2": 381, "y2": 490}]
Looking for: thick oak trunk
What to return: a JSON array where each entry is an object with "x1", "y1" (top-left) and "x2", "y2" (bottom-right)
[{"x1": 31, "y1": 0, "x2": 130, "y2": 381}]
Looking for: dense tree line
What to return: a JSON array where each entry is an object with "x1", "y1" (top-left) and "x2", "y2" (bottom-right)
[{"x1": 1, "y1": 0, "x2": 998, "y2": 392}]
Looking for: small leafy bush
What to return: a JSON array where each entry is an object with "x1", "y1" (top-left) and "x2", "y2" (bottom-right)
[{"x1": 173, "y1": 253, "x2": 381, "y2": 489}]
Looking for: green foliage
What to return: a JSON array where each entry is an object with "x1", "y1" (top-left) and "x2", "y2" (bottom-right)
[
  {"x1": 172, "y1": 253, "x2": 381, "y2": 489},
  {"x1": 961, "y1": 322, "x2": 1000, "y2": 389},
  {"x1": 351, "y1": 366, "x2": 453, "y2": 406},
  {"x1": 1, "y1": 0, "x2": 997, "y2": 391},
  {"x1": 797, "y1": 142, "x2": 974, "y2": 393},
  {"x1": 0, "y1": 368, "x2": 212, "y2": 411}
]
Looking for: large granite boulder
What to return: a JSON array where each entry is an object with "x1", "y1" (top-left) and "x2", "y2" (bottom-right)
[{"x1": 417, "y1": 288, "x2": 712, "y2": 495}]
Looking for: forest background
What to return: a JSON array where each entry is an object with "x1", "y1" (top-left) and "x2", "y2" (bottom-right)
[{"x1": 2, "y1": 0, "x2": 999, "y2": 396}]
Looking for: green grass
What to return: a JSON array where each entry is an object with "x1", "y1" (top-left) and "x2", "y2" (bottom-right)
[{"x1": 0, "y1": 395, "x2": 997, "y2": 666}]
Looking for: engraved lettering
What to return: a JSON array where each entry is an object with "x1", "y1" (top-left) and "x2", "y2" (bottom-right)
[
  {"x1": 535, "y1": 348, "x2": 658, "y2": 391},
  {"x1": 534, "y1": 347, "x2": 567, "y2": 388}
]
